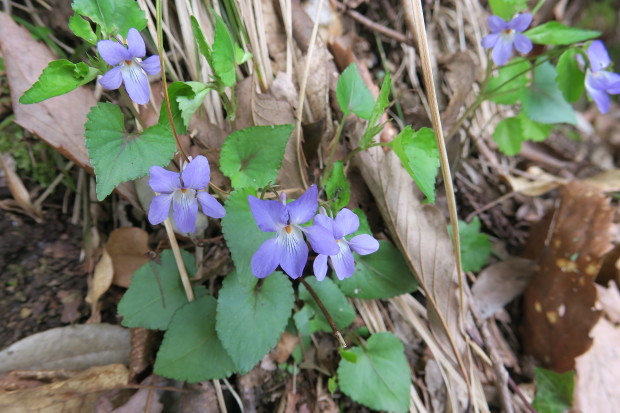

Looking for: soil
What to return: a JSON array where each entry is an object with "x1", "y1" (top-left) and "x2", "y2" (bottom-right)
[{"x1": 0, "y1": 207, "x2": 89, "y2": 348}]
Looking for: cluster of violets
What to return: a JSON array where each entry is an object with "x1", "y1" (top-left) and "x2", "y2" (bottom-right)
[
  {"x1": 248, "y1": 185, "x2": 379, "y2": 280},
  {"x1": 482, "y1": 14, "x2": 620, "y2": 113},
  {"x1": 147, "y1": 157, "x2": 379, "y2": 281}
]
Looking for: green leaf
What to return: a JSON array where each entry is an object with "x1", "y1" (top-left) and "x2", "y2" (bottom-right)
[
  {"x1": 338, "y1": 332, "x2": 411, "y2": 413},
  {"x1": 212, "y1": 13, "x2": 244, "y2": 87},
  {"x1": 68, "y1": 14, "x2": 97, "y2": 44},
  {"x1": 488, "y1": 0, "x2": 528, "y2": 20},
  {"x1": 298, "y1": 277, "x2": 356, "y2": 332},
  {"x1": 117, "y1": 250, "x2": 206, "y2": 330},
  {"x1": 448, "y1": 218, "x2": 492, "y2": 273},
  {"x1": 323, "y1": 161, "x2": 350, "y2": 211},
  {"x1": 216, "y1": 271, "x2": 294, "y2": 372},
  {"x1": 159, "y1": 81, "x2": 210, "y2": 134},
  {"x1": 335, "y1": 241, "x2": 417, "y2": 299},
  {"x1": 532, "y1": 368, "x2": 574, "y2": 413},
  {"x1": 556, "y1": 48, "x2": 586, "y2": 103},
  {"x1": 72, "y1": 0, "x2": 147, "y2": 37},
  {"x1": 351, "y1": 208, "x2": 372, "y2": 237},
  {"x1": 520, "y1": 61, "x2": 576, "y2": 125},
  {"x1": 493, "y1": 117, "x2": 524, "y2": 155},
  {"x1": 154, "y1": 295, "x2": 236, "y2": 382},
  {"x1": 525, "y1": 22, "x2": 600, "y2": 45},
  {"x1": 339, "y1": 348, "x2": 357, "y2": 363},
  {"x1": 220, "y1": 125, "x2": 294, "y2": 189},
  {"x1": 221, "y1": 188, "x2": 273, "y2": 275},
  {"x1": 485, "y1": 58, "x2": 532, "y2": 105},
  {"x1": 360, "y1": 73, "x2": 391, "y2": 147},
  {"x1": 389, "y1": 127, "x2": 439, "y2": 203},
  {"x1": 191, "y1": 16, "x2": 212, "y2": 63},
  {"x1": 519, "y1": 112, "x2": 552, "y2": 142},
  {"x1": 85, "y1": 103, "x2": 176, "y2": 200},
  {"x1": 19, "y1": 60, "x2": 98, "y2": 104},
  {"x1": 336, "y1": 63, "x2": 375, "y2": 119}
]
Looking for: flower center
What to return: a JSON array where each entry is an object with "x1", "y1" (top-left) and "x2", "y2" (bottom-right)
[
  {"x1": 124, "y1": 60, "x2": 132, "y2": 65},
  {"x1": 284, "y1": 225, "x2": 292, "y2": 234},
  {"x1": 503, "y1": 28, "x2": 514, "y2": 35}
]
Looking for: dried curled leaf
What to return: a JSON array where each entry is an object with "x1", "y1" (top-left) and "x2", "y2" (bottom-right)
[{"x1": 523, "y1": 182, "x2": 613, "y2": 372}]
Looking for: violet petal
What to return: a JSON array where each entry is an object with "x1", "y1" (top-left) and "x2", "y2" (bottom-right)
[
  {"x1": 126, "y1": 28, "x2": 146, "y2": 58},
  {"x1": 197, "y1": 191, "x2": 226, "y2": 218},
  {"x1": 587, "y1": 40, "x2": 611, "y2": 72},
  {"x1": 287, "y1": 185, "x2": 318, "y2": 225},
  {"x1": 121, "y1": 63, "x2": 150, "y2": 104},
  {"x1": 248, "y1": 196, "x2": 287, "y2": 232},
  {"x1": 251, "y1": 238, "x2": 281, "y2": 278},
  {"x1": 348, "y1": 234, "x2": 380, "y2": 255},
  {"x1": 172, "y1": 190, "x2": 198, "y2": 233},
  {"x1": 278, "y1": 228, "x2": 308, "y2": 279},
  {"x1": 313, "y1": 254, "x2": 329, "y2": 281},
  {"x1": 513, "y1": 33, "x2": 533, "y2": 54},
  {"x1": 488, "y1": 15, "x2": 507, "y2": 32},
  {"x1": 481, "y1": 33, "x2": 500, "y2": 49},
  {"x1": 149, "y1": 165, "x2": 180, "y2": 193},
  {"x1": 492, "y1": 36, "x2": 514, "y2": 66},
  {"x1": 182, "y1": 155, "x2": 210, "y2": 190},
  {"x1": 97, "y1": 40, "x2": 129, "y2": 65},
  {"x1": 140, "y1": 55, "x2": 161, "y2": 75},
  {"x1": 586, "y1": 79, "x2": 611, "y2": 114},
  {"x1": 148, "y1": 194, "x2": 172, "y2": 225},
  {"x1": 508, "y1": 13, "x2": 532, "y2": 32},
  {"x1": 304, "y1": 224, "x2": 339, "y2": 256},
  {"x1": 330, "y1": 244, "x2": 355, "y2": 280},
  {"x1": 334, "y1": 208, "x2": 359, "y2": 238},
  {"x1": 99, "y1": 66, "x2": 123, "y2": 90}
]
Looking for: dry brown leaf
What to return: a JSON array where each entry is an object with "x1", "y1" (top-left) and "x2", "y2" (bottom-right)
[
  {"x1": 105, "y1": 227, "x2": 150, "y2": 288},
  {"x1": 472, "y1": 257, "x2": 536, "y2": 319},
  {"x1": 0, "y1": 153, "x2": 43, "y2": 222},
  {"x1": 573, "y1": 318, "x2": 620, "y2": 412},
  {"x1": 111, "y1": 375, "x2": 163, "y2": 413},
  {"x1": 0, "y1": 324, "x2": 131, "y2": 374},
  {"x1": 270, "y1": 332, "x2": 299, "y2": 364},
  {"x1": 440, "y1": 52, "x2": 477, "y2": 138},
  {"x1": 128, "y1": 328, "x2": 156, "y2": 381},
  {"x1": 522, "y1": 182, "x2": 613, "y2": 372},
  {"x1": 0, "y1": 364, "x2": 128, "y2": 413},
  {"x1": 581, "y1": 169, "x2": 620, "y2": 192},
  {"x1": 260, "y1": 0, "x2": 288, "y2": 73},
  {"x1": 502, "y1": 166, "x2": 564, "y2": 197},
  {"x1": 352, "y1": 140, "x2": 469, "y2": 386},
  {"x1": 235, "y1": 76, "x2": 304, "y2": 189},
  {"x1": 86, "y1": 250, "x2": 114, "y2": 323},
  {"x1": 0, "y1": 13, "x2": 139, "y2": 207}
]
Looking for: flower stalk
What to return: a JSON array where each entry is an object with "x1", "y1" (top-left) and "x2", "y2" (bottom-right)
[{"x1": 300, "y1": 278, "x2": 347, "y2": 348}]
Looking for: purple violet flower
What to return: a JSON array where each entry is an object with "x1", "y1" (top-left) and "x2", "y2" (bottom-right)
[
  {"x1": 313, "y1": 208, "x2": 379, "y2": 281},
  {"x1": 148, "y1": 155, "x2": 225, "y2": 233},
  {"x1": 248, "y1": 185, "x2": 339, "y2": 279},
  {"x1": 584, "y1": 40, "x2": 620, "y2": 114},
  {"x1": 482, "y1": 13, "x2": 533, "y2": 66},
  {"x1": 97, "y1": 28, "x2": 161, "y2": 104}
]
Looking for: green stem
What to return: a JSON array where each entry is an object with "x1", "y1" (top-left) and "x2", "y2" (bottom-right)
[
  {"x1": 343, "y1": 141, "x2": 391, "y2": 165},
  {"x1": 156, "y1": 0, "x2": 189, "y2": 162},
  {"x1": 531, "y1": 0, "x2": 546, "y2": 15}
]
